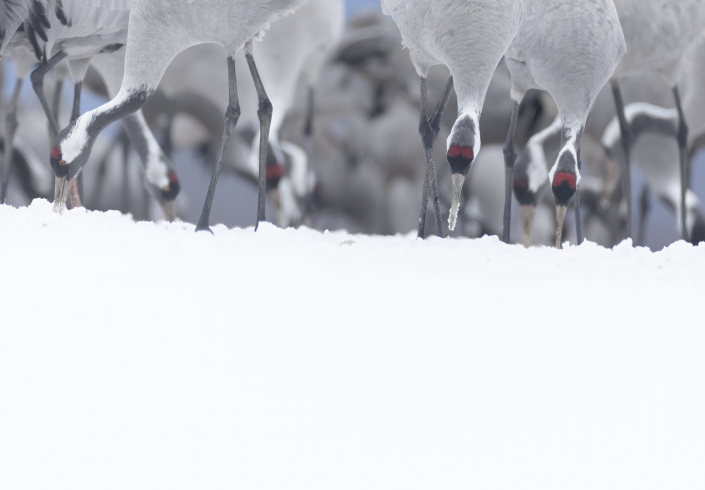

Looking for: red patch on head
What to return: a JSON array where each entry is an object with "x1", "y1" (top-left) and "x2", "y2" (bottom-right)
[
  {"x1": 552, "y1": 172, "x2": 576, "y2": 190},
  {"x1": 514, "y1": 179, "x2": 529, "y2": 190},
  {"x1": 448, "y1": 145, "x2": 474, "y2": 160},
  {"x1": 168, "y1": 171, "x2": 178, "y2": 183},
  {"x1": 266, "y1": 165, "x2": 283, "y2": 181},
  {"x1": 51, "y1": 148, "x2": 61, "y2": 159}
]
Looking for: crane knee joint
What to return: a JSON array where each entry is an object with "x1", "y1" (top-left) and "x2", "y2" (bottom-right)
[{"x1": 258, "y1": 98, "x2": 273, "y2": 120}]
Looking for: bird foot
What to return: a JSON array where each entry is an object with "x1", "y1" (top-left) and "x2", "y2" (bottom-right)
[{"x1": 195, "y1": 222, "x2": 213, "y2": 234}]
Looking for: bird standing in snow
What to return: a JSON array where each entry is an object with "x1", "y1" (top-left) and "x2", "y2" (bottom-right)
[
  {"x1": 2, "y1": 0, "x2": 129, "y2": 206},
  {"x1": 610, "y1": 0, "x2": 705, "y2": 241},
  {"x1": 505, "y1": 0, "x2": 626, "y2": 248},
  {"x1": 1, "y1": 1, "x2": 180, "y2": 218},
  {"x1": 236, "y1": 0, "x2": 344, "y2": 227},
  {"x1": 381, "y1": 0, "x2": 523, "y2": 239},
  {"x1": 48, "y1": 0, "x2": 308, "y2": 232}
]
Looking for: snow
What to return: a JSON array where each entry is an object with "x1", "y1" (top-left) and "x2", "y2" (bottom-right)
[{"x1": 2, "y1": 199, "x2": 705, "y2": 489}]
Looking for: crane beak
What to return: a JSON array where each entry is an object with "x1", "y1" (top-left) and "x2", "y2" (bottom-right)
[
  {"x1": 161, "y1": 199, "x2": 177, "y2": 222},
  {"x1": 53, "y1": 176, "x2": 70, "y2": 214},
  {"x1": 555, "y1": 205, "x2": 568, "y2": 249},
  {"x1": 448, "y1": 173, "x2": 465, "y2": 232},
  {"x1": 521, "y1": 205, "x2": 536, "y2": 248}
]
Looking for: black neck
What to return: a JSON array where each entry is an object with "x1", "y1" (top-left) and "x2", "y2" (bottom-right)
[{"x1": 88, "y1": 86, "x2": 154, "y2": 140}]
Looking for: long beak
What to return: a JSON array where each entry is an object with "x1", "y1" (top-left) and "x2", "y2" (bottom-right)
[
  {"x1": 448, "y1": 173, "x2": 465, "y2": 232},
  {"x1": 521, "y1": 205, "x2": 536, "y2": 248},
  {"x1": 161, "y1": 199, "x2": 177, "y2": 222},
  {"x1": 53, "y1": 177, "x2": 70, "y2": 214},
  {"x1": 555, "y1": 205, "x2": 568, "y2": 249}
]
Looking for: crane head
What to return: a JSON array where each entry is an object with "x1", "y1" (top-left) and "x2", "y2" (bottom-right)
[
  {"x1": 549, "y1": 146, "x2": 580, "y2": 249},
  {"x1": 50, "y1": 119, "x2": 96, "y2": 213},
  {"x1": 446, "y1": 114, "x2": 479, "y2": 231},
  {"x1": 158, "y1": 171, "x2": 181, "y2": 222}
]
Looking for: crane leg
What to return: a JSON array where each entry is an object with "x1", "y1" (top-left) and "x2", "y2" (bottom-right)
[
  {"x1": 196, "y1": 56, "x2": 241, "y2": 233},
  {"x1": 637, "y1": 185, "x2": 651, "y2": 247},
  {"x1": 51, "y1": 78, "x2": 64, "y2": 128},
  {"x1": 303, "y1": 86, "x2": 315, "y2": 216},
  {"x1": 243, "y1": 41, "x2": 274, "y2": 231},
  {"x1": 672, "y1": 85, "x2": 690, "y2": 241},
  {"x1": 121, "y1": 132, "x2": 130, "y2": 214},
  {"x1": 30, "y1": 51, "x2": 68, "y2": 139},
  {"x1": 610, "y1": 80, "x2": 634, "y2": 241},
  {"x1": 71, "y1": 81, "x2": 84, "y2": 208},
  {"x1": 418, "y1": 75, "x2": 454, "y2": 239},
  {"x1": 71, "y1": 81, "x2": 82, "y2": 122},
  {"x1": 574, "y1": 147, "x2": 583, "y2": 245},
  {"x1": 502, "y1": 100, "x2": 521, "y2": 244},
  {"x1": 1, "y1": 78, "x2": 24, "y2": 204}
]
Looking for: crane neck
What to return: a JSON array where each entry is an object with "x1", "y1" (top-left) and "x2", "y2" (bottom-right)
[{"x1": 87, "y1": 85, "x2": 154, "y2": 139}]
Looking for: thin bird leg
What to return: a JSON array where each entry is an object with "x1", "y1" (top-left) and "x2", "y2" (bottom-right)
[
  {"x1": 574, "y1": 146, "x2": 583, "y2": 245},
  {"x1": 303, "y1": 85, "x2": 315, "y2": 212},
  {"x1": 419, "y1": 76, "x2": 454, "y2": 238},
  {"x1": 71, "y1": 81, "x2": 82, "y2": 122},
  {"x1": 502, "y1": 100, "x2": 520, "y2": 243},
  {"x1": 157, "y1": 112, "x2": 174, "y2": 160},
  {"x1": 121, "y1": 133, "x2": 130, "y2": 214},
  {"x1": 610, "y1": 80, "x2": 633, "y2": 240},
  {"x1": 244, "y1": 41, "x2": 273, "y2": 230},
  {"x1": 1, "y1": 78, "x2": 24, "y2": 203},
  {"x1": 637, "y1": 185, "x2": 651, "y2": 247},
  {"x1": 49, "y1": 77, "x2": 64, "y2": 194},
  {"x1": 72, "y1": 81, "x2": 84, "y2": 206},
  {"x1": 417, "y1": 76, "x2": 453, "y2": 239},
  {"x1": 196, "y1": 56, "x2": 240, "y2": 233},
  {"x1": 51, "y1": 78, "x2": 64, "y2": 128},
  {"x1": 30, "y1": 51, "x2": 68, "y2": 139},
  {"x1": 672, "y1": 85, "x2": 689, "y2": 241}
]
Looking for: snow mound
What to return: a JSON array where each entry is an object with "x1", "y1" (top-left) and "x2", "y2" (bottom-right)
[{"x1": 1, "y1": 200, "x2": 704, "y2": 489}]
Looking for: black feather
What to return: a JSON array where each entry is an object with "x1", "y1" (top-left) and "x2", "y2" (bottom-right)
[{"x1": 55, "y1": 1, "x2": 69, "y2": 26}]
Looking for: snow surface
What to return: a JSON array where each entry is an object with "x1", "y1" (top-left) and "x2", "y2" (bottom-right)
[{"x1": 2, "y1": 199, "x2": 705, "y2": 489}]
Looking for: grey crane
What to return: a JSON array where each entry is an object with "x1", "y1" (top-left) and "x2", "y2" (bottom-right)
[
  {"x1": 381, "y1": 0, "x2": 523, "y2": 239},
  {"x1": 504, "y1": 0, "x2": 625, "y2": 248},
  {"x1": 610, "y1": 0, "x2": 705, "y2": 241}
]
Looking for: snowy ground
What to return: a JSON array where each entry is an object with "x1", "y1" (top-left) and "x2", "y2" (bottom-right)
[{"x1": 2, "y1": 200, "x2": 705, "y2": 489}]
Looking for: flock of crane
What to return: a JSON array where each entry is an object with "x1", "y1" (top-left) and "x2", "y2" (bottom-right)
[{"x1": 1, "y1": 0, "x2": 704, "y2": 249}]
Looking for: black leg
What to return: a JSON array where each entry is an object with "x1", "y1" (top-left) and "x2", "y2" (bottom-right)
[
  {"x1": 610, "y1": 80, "x2": 633, "y2": 240},
  {"x1": 574, "y1": 147, "x2": 583, "y2": 245},
  {"x1": 302, "y1": 86, "x2": 315, "y2": 216},
  {"x1": 418, "y1": 169, "x2": 431, "y2": 239},
  {"x1": 244, "y1": 41, "x2": 273, "y2": 230},
  {"x1": 121, "y1": 132, "x2": 130, "y2": 213},
  {"x1": 30, "y1": 51, "x2": 68, "y2": 139},
  {"x1": 672, "y1": 86, "x2": 689, "y2": 241},
  {"x1": 71, "y1": 81, "x2": 82, "y2": 122},
  {"x1": 417, "y1": 75, "x2": 454, "y2": 239},
  {"x1": 157, "y1": 112, "x2": 174, "y2": 160},
  {"x1": 637, "y1": 185, "x2": 651, "y2": 247},
  {"x1": 196, "y1": 56, "x2": 240, "y2": 233},
  {"x1": 72, "y1": 81, "x2": 84, "y2": 204},
  {"x1": 502, "y1": 101, "x2": 520, "y2": 243},
  {"x1": 1, "y1": 78, "x2": 24, "y2": 203},
  {"x1": 51, "y1": 77, "x2": 64, "y2": 128}
]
